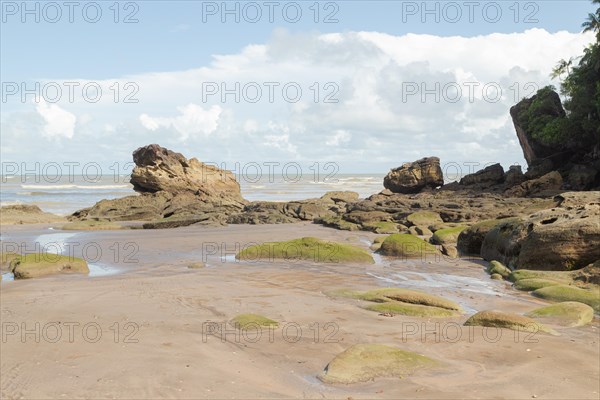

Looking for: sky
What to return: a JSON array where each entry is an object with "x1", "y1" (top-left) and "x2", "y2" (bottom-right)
[{"x1": 0, "y1": 0, "x2": 597, "y2": 174}]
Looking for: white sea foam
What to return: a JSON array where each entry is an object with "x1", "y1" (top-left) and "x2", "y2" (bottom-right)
[{"x1": 21, "y1": 184, "x2": 130, "y2": 190}]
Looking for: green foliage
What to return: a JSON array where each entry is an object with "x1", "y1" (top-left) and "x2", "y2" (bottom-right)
[{"x1": 544, "y1": 1, "x2": 600, "y2": 147}]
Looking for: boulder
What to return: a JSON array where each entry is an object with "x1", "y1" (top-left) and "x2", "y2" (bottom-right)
[
  {"x1": 457, "y1": 218, "x2": 519, "y2": 256},
  {"x1": 319, "y1": 344, "x2": 437, "y2": 384},
  {"x1": 481, "y1": 192, "x2": 600, "y2": 271},
  {"x1": 10, "y1": 254, "x2": 89, "y2": 279},
  {"x1": 532, "y1": 286, "x2": 600, "y2": 312},
  {"x1": 464, "y1": 310, "x2": 555, "y2": 334},
  {"x1": 459, "y1": 163, "x2": 505, "y2": 187},
  {"x1": 525, "y1": 302, "x2": 594, "y2": 327},
  {"x1": 72, "y1": 145, "x2": 247, "y2": 223},
  {"x1": 378, "y1": 234, "x2": 441, "y2": 259},
  {"x1": 130, "y1": 144, "x2": 245, "y2": 205},
  {"x1": 504, "y1": 165, "x2": 525, "y2": 186},
  {"x1": 480, "y1": 219, "x2": 527, "y2": 267},
  {"x1": 383, "y1": 157, "x2": 444, "y2": 194},
  {"x1": 236, "y1": 237, "x2": 374, "y2": 264},
  {"x1": 509, "y1": 88, "x2": 566, "y2": 166},
  {"x1": 505, "y1": 171, "x2": 563, "y2": 197}
]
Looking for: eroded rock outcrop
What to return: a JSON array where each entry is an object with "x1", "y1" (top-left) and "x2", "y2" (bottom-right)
[
  {"x1": 481, "y1": 192, "x2": 600, "y2": 271},
  {"x1": 383, "y1": 157, "x2": 443, "y2": 194},
  {"x1": 72, "y1": 145, "x2": 247, "y2": 225},
  {"x1": 459, "y1": 163, "x2": 505, "y2": 188}
]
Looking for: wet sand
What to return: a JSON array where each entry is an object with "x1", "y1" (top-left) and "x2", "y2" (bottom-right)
[{"x1": 1, "y1": 223, "x2": 599, "y2": 399}]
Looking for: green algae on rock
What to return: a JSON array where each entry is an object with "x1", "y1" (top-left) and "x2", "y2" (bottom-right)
[
  {"x1": 526, "y1": 302, "x2": 594, "y2": 327},
  {"x1": 229, "y1": 314, "x2": 279, "y2": 329},
  {"x1": 532, "y1": 285, "x2": 600, "y2": 312},
  {"x1": 508, "y1": 269, "x2": 575, "y2": 283},
  {"x1": 366, "y1": 301, "x2": 459, "y2": 317},
  {"x1": 513, "y1": 278, "x2": 561, "y2": 291},
  {"x1": 406, "y1": 211, "x2": 443, "y2": 227},
  {"x1": 349, "y1": 288, "x2": 461, "y2": 311},
  {"x1": 430, "y1": 226, "x2": 467, "y2": 245},
  {"x1": 378, "y1": 234, "x2": 440, "y2": 259},
  {"x1": 487, "y1": 260, "x2": 511, "y2": 278},
  {"x1": 464, "y1": 310, "x2": 555, "y2": 334},
  {"x1": 10, "y1": 254, "x2": 89, "y2": 279},
  {"x1": 235, "y1": 237, "x2": 374, "y2": 264},
  {"x1": 329, "y1": 287, "x2": 462, "y2": 318},
  {"x1": 319, "y1": 344, "x2": 437, "y2": 384}
]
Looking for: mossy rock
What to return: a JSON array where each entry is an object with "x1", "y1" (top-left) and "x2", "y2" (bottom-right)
[
  {"x1": 513, "y1": 278, "x2": 561, "y2": 292},
  {"x1": 490, "y1": 273, "x2": 503, "y2": 280},
  {"x1": 236, "y1": 237, "x2": 374, "y2": 264},
  {"x1": 347, "y1": 288, "x2": 462, "y2": 311},
  {"x1": 10, "y1": 254, "x2": 89, "y2": 279},
  {"x1": 61, "y1": 220, "x2": 122, "y2": 230},
  {"x1": 362, "y1": 221, "x2": 399, "y2": 234},
  {"x1": 409, "y1": 225, "x2": 433, "y2": 238},
  {"x1": 526, "y1": 302, "x2": 594, "y2": 327},
  {"x1": 319, "y1": 344, "x2": 437, "y2": 384},
  {"x1": 378, "y1": 234, "x2": 440, "y2": 259},
  {"x1": 187, "y1": 262, "x2": 205, "y2": 269},
  {"x1": 366, "y1": 301, "x2": 459, "y2": 317},
  {"x1": 456, "y1": 217, "x2": 520, "y2": 255},
  {"x1": 532, "y1": 285, "x2": 600, "y2": 312},
  {"x1": 487, "y1": 260, "x2": 511, "y2": 278},
  {"x1": 406, "y1": 211, "x2": 443, "y2": 227},
  {"x1": 430, "y1": 226, "x2": 467, "y2": 245},
  {"x1": 330, "y1": 288, "x2": 462, "y2": 318},
  {"x1": 464, "y1": 310, "x2": 555, "y2": 334},
  {"x1": 508, "y1": 269, "x2": 574, "y2": 283},
  {"x1": 229, "y1": 314, "x2": 278, "y2": 329}
]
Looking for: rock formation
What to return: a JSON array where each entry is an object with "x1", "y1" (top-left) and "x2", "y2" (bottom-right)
[
  {"x1": 383, "y1": 157, "x2": 444, "y2": 194},
  {"x1": 459, "y1": 163, "x2": 505, "y2": 188},
  {"x1": 72, "y1": 144, "x2": 247, "y2": 226},
  {"x1": 510, "y1": 89, "x2": 566, "y2": 166},
  {"x1": 130, "y1": 144, "x2": 245, "y2": 205},
  {"x1": 510, "y1": 88, "x2": 599, "y2": 190},
  {"x1": 481, "y1": 192, "x2": 600, "y2": 271}
]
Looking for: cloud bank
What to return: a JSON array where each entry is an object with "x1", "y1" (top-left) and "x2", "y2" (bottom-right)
[{"x1": 1, "y1": 28, "x2": 594, "y2": 172}]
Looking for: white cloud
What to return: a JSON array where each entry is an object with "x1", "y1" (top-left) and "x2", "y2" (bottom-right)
[
  {"x1": 139, "y1": 104, "x2": 222, "y2": 140},
  {"x1": 35, "y1": 101, "x2": 76, "y2": 139},
  {"x1": 3, "y1": 29, "x2": 595, "y2": 171},
  {"x1": 326, "y1": 130, "x2": 351, "y2": 146}
]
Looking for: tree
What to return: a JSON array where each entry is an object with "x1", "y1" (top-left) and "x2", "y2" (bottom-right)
[{"x1": 550, "y1": 0, "x2": 600, "y2": 146}]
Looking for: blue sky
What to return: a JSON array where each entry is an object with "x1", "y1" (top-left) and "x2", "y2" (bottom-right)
[{"x1": 1, "y1": 1, "x2": 597, "y2": 173}]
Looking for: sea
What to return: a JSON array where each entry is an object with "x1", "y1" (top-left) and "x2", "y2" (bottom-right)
[{"x1": 0, "y1": 174, "x2": 386, "y2": 216}]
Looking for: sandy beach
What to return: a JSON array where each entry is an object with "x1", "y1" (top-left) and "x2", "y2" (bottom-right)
[{"x1": 1, "y1": 222, "x2": 598, "y2": 399}]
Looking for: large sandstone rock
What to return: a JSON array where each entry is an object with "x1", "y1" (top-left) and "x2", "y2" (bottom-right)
[
  {"x1": 510, "y1": 89, "x2": 566, "y2": 166},
  {"x1": 130, "y1": 144, "x2": 246, "y2": 205},
  {"x1": 383, "y1": 157, "x2": 443, "y2": 194},
  {"x1": 459, "y1": 163, "x2": 505, "y2": 187},
  {"x1": 481, "y1": 192, "x2": 600, "y2": 271},
  {"x1": 457, "y1": 217, "x2": 520, "y2": 256},
  {"x1": 72, "y1": 145, "x2": 247, "y2": 224},
  {"x1": 505, "y1": 171, "x2": 563, "y2": 197}
]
